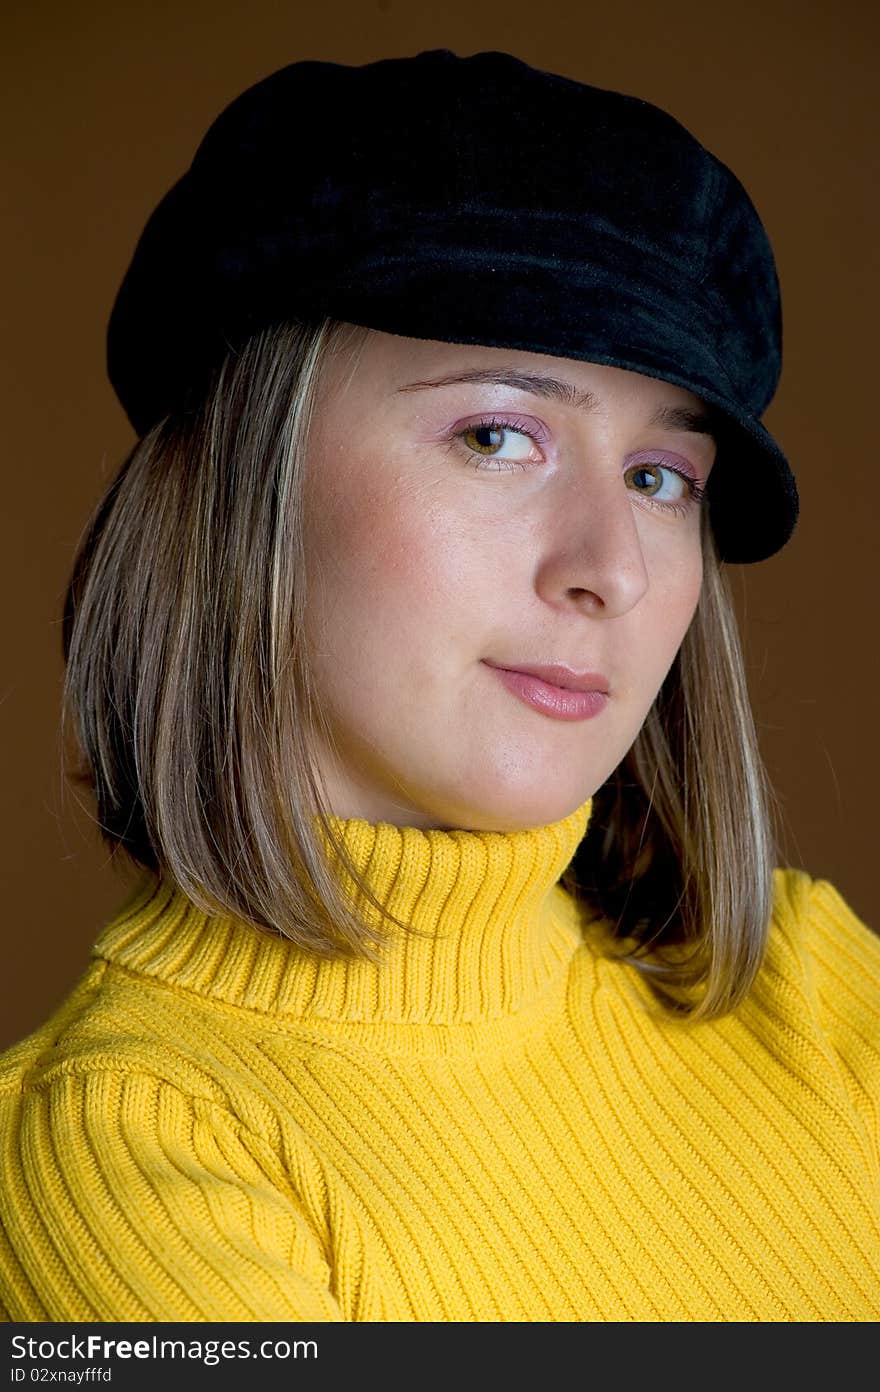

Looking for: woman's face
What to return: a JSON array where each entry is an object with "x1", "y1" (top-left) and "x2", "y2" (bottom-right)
[{"x1": 302, "y1": 327, "x2": 716, "y2": 831}]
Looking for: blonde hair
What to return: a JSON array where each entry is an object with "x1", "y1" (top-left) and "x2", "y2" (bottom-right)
[{"x1": 61, "y1": 316, "x2": 781, "y2": 1021}]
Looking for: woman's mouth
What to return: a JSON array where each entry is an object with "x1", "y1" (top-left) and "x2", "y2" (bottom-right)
[{"x1": 482, "y1": 661, "x2": 610, "y2": 722}]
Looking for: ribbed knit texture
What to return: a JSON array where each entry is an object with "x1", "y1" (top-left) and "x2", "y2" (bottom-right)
[{"x1": 2, "y1": 796, "x2": 879, "y2": 1322}]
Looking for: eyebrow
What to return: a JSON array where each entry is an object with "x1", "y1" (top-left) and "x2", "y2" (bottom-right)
[{"x1": 396, "y1": 367, "x2": 720, "y2": 439}]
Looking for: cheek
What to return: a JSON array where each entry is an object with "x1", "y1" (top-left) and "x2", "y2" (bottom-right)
[
  {"x1": 656, "y1": 548, "x2": 704, "y2": 659},
  {"x1": 635, "y1": 537, "x2": 703, "y2": 668},
  {"x1": 307, "y1": 475, "x2": 475, "y2": 634}
]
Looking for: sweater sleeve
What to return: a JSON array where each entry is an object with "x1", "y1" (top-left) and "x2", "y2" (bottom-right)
[
  {"x1": 804, "y1": 876, "x2": 880, "y2": 1166},
  {"x1": 0, "y1": 1067, "x2": 344, "y2": 1322}
]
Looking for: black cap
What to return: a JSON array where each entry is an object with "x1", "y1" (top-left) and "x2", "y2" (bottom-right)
[{"x1": 107, "y1": 49, "x2": 798, "y2": 563}]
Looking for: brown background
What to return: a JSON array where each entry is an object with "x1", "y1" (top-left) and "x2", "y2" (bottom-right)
[{"x1": 2, "y1": 0, "x2": 877, "y2": 1051}]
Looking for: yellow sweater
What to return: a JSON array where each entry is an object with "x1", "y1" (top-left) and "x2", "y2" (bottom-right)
[{"x1": 2, "y1": 798, "x2": 879, "y2": 1322}]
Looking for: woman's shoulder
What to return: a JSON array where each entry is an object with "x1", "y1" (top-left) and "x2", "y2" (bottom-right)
[
  {"x1": 751, "y1": 867, "x2": 880, "y2": 1087},
  {"x1": 0, "y1": 962, "x2": 106, "y2": 1095},
  {"x1": 0, "y1": 955, "x2": 233, "y2": 1114},
  {"x1": 767, "y1": 865, "x2": 879, "y2": 981}
]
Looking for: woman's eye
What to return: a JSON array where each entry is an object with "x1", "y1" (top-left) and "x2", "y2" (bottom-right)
[
  {"x1": 457, "y1": 419, "x2": 540, "y2": 466},
  {"x1": 625, "y1": 460, "x2": 704, "y2": 513},
  {"x1": 626, "y1": 462, "x2": 687, "y2": 500}
]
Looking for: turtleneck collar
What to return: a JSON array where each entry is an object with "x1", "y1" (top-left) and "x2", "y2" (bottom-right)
[{"x1": 94, "y1": 798, "x2": 593, "y2": 1026}]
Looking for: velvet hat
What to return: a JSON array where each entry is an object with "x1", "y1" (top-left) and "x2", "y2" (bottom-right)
[{"x1": 106, "y1": 48, "x2": 798, "y2": 563}]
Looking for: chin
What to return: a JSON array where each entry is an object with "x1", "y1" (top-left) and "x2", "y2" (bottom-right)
[{"x1": 424, "y1": 778, "x2": 600, "y2": 834}]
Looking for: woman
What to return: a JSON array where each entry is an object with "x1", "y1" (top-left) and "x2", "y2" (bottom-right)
[{"x1": 1, "y1": 48, "x2": 878, "y2": 1322}]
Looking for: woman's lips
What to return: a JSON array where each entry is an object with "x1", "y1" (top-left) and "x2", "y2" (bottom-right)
[{"x1": 482, "y1": 661, "x2": 609, "y2": 722}]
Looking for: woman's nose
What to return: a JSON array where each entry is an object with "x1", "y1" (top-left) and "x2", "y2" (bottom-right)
[{"x1": 533, "y1": 471, "x2": 651, "y2": 618}]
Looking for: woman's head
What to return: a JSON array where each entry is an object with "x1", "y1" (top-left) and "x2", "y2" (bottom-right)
[{"x1": 302, "y1": 326, "x2": 715, "y2": 831}]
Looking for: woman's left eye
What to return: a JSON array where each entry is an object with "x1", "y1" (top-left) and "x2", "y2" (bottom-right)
[{"x1": 625, "y1": 459, "x2": 707, "y2": 515}]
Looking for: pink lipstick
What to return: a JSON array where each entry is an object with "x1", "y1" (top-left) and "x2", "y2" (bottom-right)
[{"x1": 482, "y1": 661, "x2": 609, "y2": 722}]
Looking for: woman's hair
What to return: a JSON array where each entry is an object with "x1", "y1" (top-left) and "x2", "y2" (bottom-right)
[{"x1": 61, "y1": 315, "x2": 781, "y2": 1023}]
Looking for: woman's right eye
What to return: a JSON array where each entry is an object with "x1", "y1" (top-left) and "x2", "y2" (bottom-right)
[{"x1": 456, "y1": 418, "x2": 543, "y2": 469}]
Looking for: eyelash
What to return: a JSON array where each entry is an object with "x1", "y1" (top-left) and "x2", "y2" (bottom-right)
[{"x1": 454, "y1": 415, "x2": 708, "y2": 517}]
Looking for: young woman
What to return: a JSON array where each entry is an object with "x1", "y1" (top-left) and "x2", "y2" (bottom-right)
[{"x1": 1, "y1": 49, "x2": 878, "y2": 1323}]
